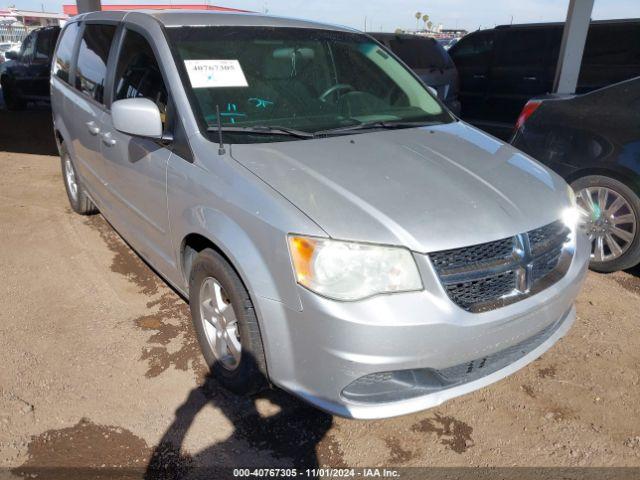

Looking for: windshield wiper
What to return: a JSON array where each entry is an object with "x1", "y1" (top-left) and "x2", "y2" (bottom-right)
[
  {"x1": 316, "y1": 120, "x2": 436, "y2": 136},
  {"x1": 206, "y1": 125, "x2": 315, "y2": 139}
]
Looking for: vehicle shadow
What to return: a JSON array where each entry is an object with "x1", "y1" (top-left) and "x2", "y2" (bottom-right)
[
  {"x1": 145, "y1": 359, "x2": 335, "y2": 480},
  {"x1": 625, "y1": 263, "x2": 640, "y2": 279},
  {"x1": 0, "y1": 95, "x2": 58, "y2": 156}
]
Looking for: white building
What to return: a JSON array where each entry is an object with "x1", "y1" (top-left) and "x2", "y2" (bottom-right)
[{"x1": 0, "y1": 7, "x2": 68, "y2": 43}]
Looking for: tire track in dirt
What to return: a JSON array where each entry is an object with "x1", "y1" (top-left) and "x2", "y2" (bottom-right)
[{"x1": 84, "y1": 216, "x2": 207, "y2": 382}]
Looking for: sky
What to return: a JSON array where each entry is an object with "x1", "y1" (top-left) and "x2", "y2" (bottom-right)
[{"x1": 5, "y1": 0, "x2": 639, "y2": 32}]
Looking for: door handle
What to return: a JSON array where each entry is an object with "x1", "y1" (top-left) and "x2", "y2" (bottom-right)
[
  {"x1": 473, "y1": 74, "x2": 486, "y2": 79},
  {"x1": 101, "y1": 132, "x2": 116, "y2": 147},
  {"x1": 86, "y1": 121, "x2": 100, "y2": 135},
  {"x1": 523, "y1": 76, "x2": 538, "y2": 81}
]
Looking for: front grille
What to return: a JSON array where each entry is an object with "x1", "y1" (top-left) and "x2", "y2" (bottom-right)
[
  {"x1": 532, "y1": 247, "x2": 563, "y2": 282},
  {"x1": 430, "y1": 221, "x2": 571, "y2": 313},
  {"x1": 443, "y1": 270, "x2": 516, "y2": 311},
  {"x1": 430, "y1": 237, "x2": 514, "y2": 270},
  {"x1": 529, "y1": 221, "x2": 570, "y2": 255}
]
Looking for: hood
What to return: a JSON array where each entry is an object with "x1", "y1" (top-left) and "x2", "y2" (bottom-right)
[{"x1": 230, "y1": 121, "x2": 571, "y2": 253}]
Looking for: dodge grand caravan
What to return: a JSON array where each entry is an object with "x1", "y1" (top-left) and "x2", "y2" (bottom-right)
[{"x1": 51, "y1": 10, "x2": 590, "y2": 419}]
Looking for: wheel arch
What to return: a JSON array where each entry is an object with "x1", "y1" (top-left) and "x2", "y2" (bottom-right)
[
  {"x1": 181, "y1": 233, "x2": 238, "y2": 292},
  {"x1": 565, "y1": 166, "x2": 640, "y2": 194},
  {"x1": 179, "y1": 230, "x2": 280, "y2": 383},
  {"x1": 175, "y1": 204, "x2": 306, "y2": 365}
]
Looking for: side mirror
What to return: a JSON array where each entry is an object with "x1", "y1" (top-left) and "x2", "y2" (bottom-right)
[
  {"x1": 111, "y1": 98, "x2": 163, "y2": 139},
  {"x1": 5, "y1": 50, "x2": 18, "y2": 61}
]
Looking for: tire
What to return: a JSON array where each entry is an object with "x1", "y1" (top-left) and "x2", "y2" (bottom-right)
[
  {"x1": 572, "y1": 175, "x2": 640, "y2": 272},
  {"x1": 60, "y1": 143, "x2": 98, "y2": 215},
  {"x1": 189, "y1": 248, "x2": 268, "y2": 395},
  {"x1": 1, "y1": 78, "x2": 26, "y2": 111}
]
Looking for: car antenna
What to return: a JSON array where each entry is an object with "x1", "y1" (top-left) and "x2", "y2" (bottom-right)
[{"x1": 216, "y1": 104, "x2": 226, "y2": 155}]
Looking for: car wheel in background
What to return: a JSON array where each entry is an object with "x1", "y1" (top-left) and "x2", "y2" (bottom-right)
[
  {"x1": 1, "y1": 78, "x2": 26, "y2": 110},
  {"x1": 572, "y1": 175, "x2": 640, "y2": 272},
  {"x1": 189, "y1": 248, "x2": 268, "y2": 395},
  {"x1": 60, "y1": 143, "x2": 98, "y2": 215}
]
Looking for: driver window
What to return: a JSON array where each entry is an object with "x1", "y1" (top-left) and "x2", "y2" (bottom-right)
[
  {"x1": 20, "y1": 33, "x2": 35, "y2": 62},
  {"x1": 114, "y1": 30, "x2": 168, "y2": 127},
  {"x1": 34, "y1": 28, "x2": 57, "y2": 63}
]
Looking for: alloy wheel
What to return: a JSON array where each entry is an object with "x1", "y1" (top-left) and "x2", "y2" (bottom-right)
[
  {"x1": 64, "y1": 157, "x2": 79, "y2": 202},
  {"x1": 576, "y1": 186, "x2": 637, "y2": 263},
  {"x1": 199, "y1": 277, "x2": 241, "y2": 371}
]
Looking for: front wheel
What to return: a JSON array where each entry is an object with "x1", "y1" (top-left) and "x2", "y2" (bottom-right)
[
  {"x1": 572, "y1": 175, "x2": 640, "y2": 272},
  {"x1": 189, "y1": 248, "x2": 268, "y2": 394}
]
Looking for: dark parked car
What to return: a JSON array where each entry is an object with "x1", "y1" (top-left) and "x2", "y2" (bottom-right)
[
  {"x1": 370, "y1": 32, "x2": 460, "y2": 114},
  {"x1": 512, "y1": 77, "x2": 640, "y2": 272},
  {"x1": 450, "y1": 19, "x2": 640, "y2": 139},
  {"x1": 0, "y1": 26, "x2": 60, "y2": 110}
]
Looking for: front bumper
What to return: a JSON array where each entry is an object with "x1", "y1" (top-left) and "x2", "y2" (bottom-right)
[{"x1": 255, "y1": 231, "x2": 590, "y2": 419}]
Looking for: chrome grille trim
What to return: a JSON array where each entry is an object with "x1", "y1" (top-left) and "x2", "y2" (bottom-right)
[{"x1": 430, "y1": 221, "x2": 573, "y2": 313}]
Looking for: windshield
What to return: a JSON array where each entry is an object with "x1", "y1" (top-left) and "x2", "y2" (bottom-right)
[{"x1": 167, "y1": 26, "x2": 453, "y2": 142}]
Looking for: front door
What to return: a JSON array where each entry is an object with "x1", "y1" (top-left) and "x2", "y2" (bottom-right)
[
  {"x1": 31, "y1": 27, "x2": 59, "y2": 98},
  {"x1": 14, "y1": 31, "x2": 35, "y2": 97},
  {"x1": 96, "y1": 28, "x2": 174, "y2": 274}
]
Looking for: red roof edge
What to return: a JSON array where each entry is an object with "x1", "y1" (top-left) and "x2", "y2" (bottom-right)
[{"x1": 63, "y1": 4, "x2": 250, "y2": 16}]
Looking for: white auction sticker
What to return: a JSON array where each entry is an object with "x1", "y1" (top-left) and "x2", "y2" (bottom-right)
[{"x1": 184, "y1": 59, "x2": 249, "y2": 88}]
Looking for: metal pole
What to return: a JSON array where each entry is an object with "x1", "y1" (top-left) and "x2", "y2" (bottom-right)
[
  {"x1": 553, "y1": 0, "x2": 594, "y2": 94},
  {"x1": 76, "y1": 0, "x2": 102, "y2": 14}
]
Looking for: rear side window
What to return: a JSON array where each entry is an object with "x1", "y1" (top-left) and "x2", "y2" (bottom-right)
[
  {"x1": 114, "y1": 30, "x2": 168, "y2": 121},
  {"x1": 53, "y1": 23, "x2": 80, "y2": 83},
  {"x1": 450, "y1": 31, "x2": 494, "y2": 67},
  {"x1": 34, "y1": 28, "x2": 58, "y2": 62},
  {"x1": 388, "y1": 36, "x2": 451, "y2": 69},
  {"x1": 19, "y1": 32, "x2": 36, "y2": 62},
  {"x1": 583, "y1": 24, "x2": 640, "y2": 66},
  {"x1": 75, "y1": 23, "x2": 117, "y2": 104}
]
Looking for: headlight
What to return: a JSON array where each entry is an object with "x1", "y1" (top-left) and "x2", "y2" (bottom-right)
[
  {"x1": 288, "y1": 235, "x2": 423, "y2": 301},
  {"x1": 561, "y1": 185, "x2": 580, "y2": 230},
  {"x1": 567, "y1": 184, "x2": 577, "y2": 208}
]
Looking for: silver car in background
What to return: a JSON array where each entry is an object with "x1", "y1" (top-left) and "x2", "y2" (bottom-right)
[{"x1": 51, "y1": 10, "x2": 590, "y2": 419}]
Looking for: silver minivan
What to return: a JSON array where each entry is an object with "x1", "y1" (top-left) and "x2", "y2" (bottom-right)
[{"x1": 51, "y1": 10, "x2": 590, "y2": 419}]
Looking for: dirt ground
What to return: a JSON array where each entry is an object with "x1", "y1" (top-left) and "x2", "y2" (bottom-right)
[{"x1": 1, "y1": 106, "x2": 639, "y2": 479}]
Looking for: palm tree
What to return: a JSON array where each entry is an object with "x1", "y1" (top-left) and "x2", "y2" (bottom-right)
[
  {"x1": 415, "y1": 12, "x2": 422, "y2": 30},
  {"x1": 427, "y1": 21, "x2": 433, "y2": 31},
  {"x1": 422, "y1": 14, "x2": 429, "y2": 30}
]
